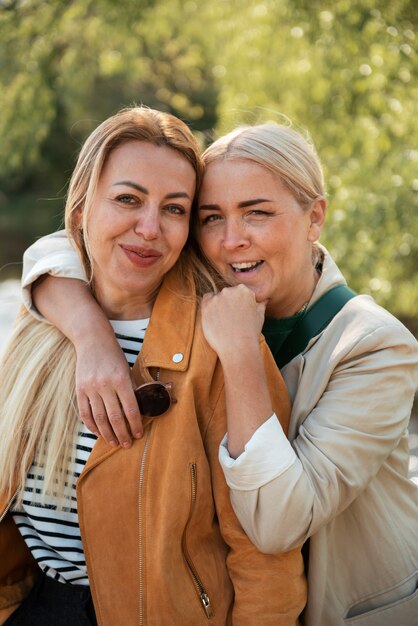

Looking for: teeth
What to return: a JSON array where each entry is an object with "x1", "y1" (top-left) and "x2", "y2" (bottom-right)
[{"x1": 231, "y1": 261, "x2": 261, "y2": 270}]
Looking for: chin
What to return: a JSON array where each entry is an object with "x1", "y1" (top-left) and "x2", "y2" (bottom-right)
[{"x1": 248, "y1": 286, "x2": 266, "y2": 302}]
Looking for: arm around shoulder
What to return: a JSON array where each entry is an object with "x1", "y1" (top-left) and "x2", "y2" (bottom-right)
[
  {"x1": 21, "y1": 230, "x2": 140, "y2": 446},
  {"x1": 22, "y1": 230, "x2": 87, "y2": 317}
]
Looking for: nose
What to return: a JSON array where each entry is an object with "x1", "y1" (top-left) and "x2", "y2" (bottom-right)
[
  {"x1": 134, "y1": 206, "x2": 161, "y2": 241},
  {"x1": 222, "y1": 218, "x2": 250, "y2": 251}
]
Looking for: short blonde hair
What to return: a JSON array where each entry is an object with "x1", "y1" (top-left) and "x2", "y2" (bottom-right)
[{"x1": 202, "y1": 122, "x2": 325, "y2": 209}]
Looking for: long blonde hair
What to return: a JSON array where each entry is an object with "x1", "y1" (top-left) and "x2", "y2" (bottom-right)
[
  {"x1": 0, "y1": 310, "x2": 78, "y2": 506},
  {"x1": 0, "y1": 106, "x2": 212, "y2": 507}
]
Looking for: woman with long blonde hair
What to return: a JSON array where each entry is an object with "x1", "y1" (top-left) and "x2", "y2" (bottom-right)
[{"x1": 0, "y1": 107, "x2": 306, "y2": 626}]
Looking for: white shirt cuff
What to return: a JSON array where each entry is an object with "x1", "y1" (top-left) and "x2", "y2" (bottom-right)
[{"x1": 219, "y1": 414, "x2": 296, "y2": 491}]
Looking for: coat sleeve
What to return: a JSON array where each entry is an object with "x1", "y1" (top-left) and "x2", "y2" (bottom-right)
[
  {"x1": 21, "y1": 230, "x2": 87, "y2": 318},
  {"x1": 220, "y1": 317, "x2": 418, "y2": 553},
  {"x1": 205, "y1": 340, "x2": 307, "y2": 626}
]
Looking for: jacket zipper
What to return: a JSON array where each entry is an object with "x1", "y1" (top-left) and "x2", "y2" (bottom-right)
[
  {"x1": 138, "y1": 367, "x2": 162, "y2": 625},
  {"x1": 182, "y1": 463, "x2": 214, "y2": 619},
  {"x1": 138, "y1": 425, "x2": 152, "y2": 626}
]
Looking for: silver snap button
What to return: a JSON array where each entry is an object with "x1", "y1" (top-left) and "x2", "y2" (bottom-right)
[{"x1": 172, "y1": 353, "x2": 183, "y2": 363}]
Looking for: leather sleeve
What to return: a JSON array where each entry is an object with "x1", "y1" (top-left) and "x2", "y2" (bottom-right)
[{"x1": 205, "y1": 343, "x2": 306, "y2": 625}]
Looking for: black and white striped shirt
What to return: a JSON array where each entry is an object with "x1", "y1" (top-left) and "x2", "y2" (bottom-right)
[{"x1": 12, "y1": 318, "x2": 149, "y2": 586}]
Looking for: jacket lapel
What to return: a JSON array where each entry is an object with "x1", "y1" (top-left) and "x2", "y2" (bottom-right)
[{"x1": 132, "y1": 265, "x2": 197, "y2": 384}]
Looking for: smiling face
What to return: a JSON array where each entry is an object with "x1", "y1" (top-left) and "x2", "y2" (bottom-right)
[
  {"x1": 84, "y1": 141, "x2": 196, "y2": 319},
  {"x1": 198, "y1": 159, "x2": 326, "y2": 318}
]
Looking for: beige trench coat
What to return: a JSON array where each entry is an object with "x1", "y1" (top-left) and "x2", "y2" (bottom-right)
[{"x1": 223, "y1": 246, "x2": 418, "y2": 626}]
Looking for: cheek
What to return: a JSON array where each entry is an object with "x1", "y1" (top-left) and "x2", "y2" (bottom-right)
[
  {"x1": 197, "y1": 230, "x2": 217, "y2": 260},
  {"x1": 88, "y1": 210, "x2": 123, "y2": 240},
  {"x1": 170, "y1": 223, "x2": 190, "y2": 253}
]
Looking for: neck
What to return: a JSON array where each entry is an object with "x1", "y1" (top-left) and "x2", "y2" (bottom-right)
[
  {"x1": 93, "y1": 284, "x2": 160, "y2": 321},
  {"x1": 267, "y1": 265, "x2": 320, "y2": 319}
]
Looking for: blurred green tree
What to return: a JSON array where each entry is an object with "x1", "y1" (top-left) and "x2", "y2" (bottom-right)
[
  {"x1": 0, "y1": 0, "x2": 217, "y2": 254},
  {"x1": 0, "y1": 0, "x2": 417, "y2": 327},
  {"x1": 209, "y1": 0, "x2": 418, "y2": 320}
]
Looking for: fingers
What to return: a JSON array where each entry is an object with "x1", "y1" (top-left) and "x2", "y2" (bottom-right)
[
  {"x1": 72, "y1": 329, "x2": 143, "y2": 448},
  {"x1": 77, "y1": 392, "x2": 100, "y2": 438},
  {"x1": 76, "y1": 379, "x2": 143, "y2": 449},
  {"x1": 114, "y1": 381, "x2": 143, "y2": 441},
  {"x1": 201, "y1": 284, "x2": 266, "y2": 358},
  {"x1": 83, "y1": 392, "x2": 121, "y2": 447}
]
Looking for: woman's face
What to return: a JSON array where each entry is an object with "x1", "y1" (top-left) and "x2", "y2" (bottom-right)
[
  {"x1": 85, "y1": 141, "x2": 195, "y2": 319},
  {"x1": 198, "y1": 159, "x2": 325, "y2": 318}
]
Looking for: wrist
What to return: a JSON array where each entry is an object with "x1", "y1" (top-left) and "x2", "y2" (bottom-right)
[{"x1": 218, "y1": 339, "x2": 262, "y2": 369}]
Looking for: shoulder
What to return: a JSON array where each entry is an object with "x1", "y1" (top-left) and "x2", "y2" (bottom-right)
[
  {"x1": 330, "y1": 294, "x2": 418, "y2": 356},
  {"x1": 297, "y1": 295, "x2": 418, "y2": 405},
  {"x1": 314, "y1": 246, "x2": 417, "y2": 354}
]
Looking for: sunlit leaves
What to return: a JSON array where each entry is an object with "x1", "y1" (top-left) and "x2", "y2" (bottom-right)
[
  {"x1": 207, "y1": 0, "x2": 417, "y2": 318},
  {"x1": 0, "y1": 0, "x2": 416, "y2": 319}
]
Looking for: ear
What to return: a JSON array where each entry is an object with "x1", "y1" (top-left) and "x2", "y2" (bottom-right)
[{"x1": 307, "y1": 197, "x2": 326, "y2": 242}]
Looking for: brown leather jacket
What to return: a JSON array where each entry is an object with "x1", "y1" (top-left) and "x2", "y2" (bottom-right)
[{"x1": 0, "y1": 266, "x2": 306, "y2": 626}]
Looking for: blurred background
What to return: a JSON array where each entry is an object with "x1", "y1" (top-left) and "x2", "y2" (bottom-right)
[
  {"x1": 0, "y1": 0, "x2": 417, "y2": 477},
  {"x1": 0, "y1": 0, "x2": 417, "y2": 325}
]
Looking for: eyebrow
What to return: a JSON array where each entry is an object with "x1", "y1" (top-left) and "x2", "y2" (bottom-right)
[
  {"x1": 112, "y1": 181, "x2": 191, "y2": 199},
  {"x1": 199, "y1": 198, "x2": 272, "y2": 210}
]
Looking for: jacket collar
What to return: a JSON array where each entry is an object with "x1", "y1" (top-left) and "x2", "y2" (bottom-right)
[
  {"x1": 308, "y1": 244, "x2": 348, "y2": 306},
  {"x1": 88, "y1": 264, "x2": 199, "y2": 473},
  {"x1": 132, "y1": 264, "x2": 198, "y2": 383}
]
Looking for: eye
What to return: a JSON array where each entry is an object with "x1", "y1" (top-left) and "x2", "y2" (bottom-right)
[
  {"x1": 115, "y1": 194, "x2": 138, "y2": 205},
  {"x1": 164, "y1": 204, "x2": 187, "y2": 215},
  {"x1": 200, "y1": 213, "x2": 223, "y2": 225},
  {"x1": 247, "y1": 209, "x2": 271, "y2": 217}
]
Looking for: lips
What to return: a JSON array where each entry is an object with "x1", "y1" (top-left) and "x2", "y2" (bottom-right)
[
  {"x1": 230, "y1": 260, "x2": 264, "y2": 273},
  {"x1": 119, "y1": 244, "x2": 162, "y2": 267}
]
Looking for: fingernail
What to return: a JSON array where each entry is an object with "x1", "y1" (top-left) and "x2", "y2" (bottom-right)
[
  {"x1": 134, "y1": 432, "x2": 143, "y2": 439},
  {"x1": 122, "y1": 441, "x2": 132, "y2": 449},
  {"x1": 109, "y1": 440, "x2": 117, "y2": 447}
]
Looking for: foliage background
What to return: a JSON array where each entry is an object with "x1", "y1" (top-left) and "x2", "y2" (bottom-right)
[{"x1": 0, "y1": 0, "x2": 417, "y2": 332}]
